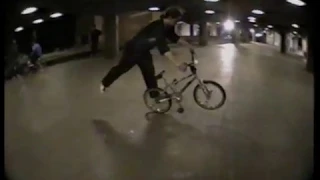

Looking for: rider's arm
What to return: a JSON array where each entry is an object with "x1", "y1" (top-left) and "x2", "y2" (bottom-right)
[{"x1": 156, "y1": 34, "x2": 181, "y2": 66}]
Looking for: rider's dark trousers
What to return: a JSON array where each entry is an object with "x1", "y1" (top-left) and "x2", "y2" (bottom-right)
[{"x1": 101, "y1": 47, "x2": 158, "y2": 90}]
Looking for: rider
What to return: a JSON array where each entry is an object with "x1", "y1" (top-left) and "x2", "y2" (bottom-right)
[{"x1": 100, "y1": 6, "x2": 194, "y2": 97}]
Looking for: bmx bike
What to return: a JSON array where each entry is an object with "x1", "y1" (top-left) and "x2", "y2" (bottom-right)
[{"x1": 143, "y1": 49, "x2": 226, "y2": 114}]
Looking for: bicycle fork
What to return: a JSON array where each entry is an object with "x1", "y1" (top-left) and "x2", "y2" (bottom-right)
[
  {"x1": 164, "y1": 78, "x2": 185, "y2": 113},
  {"x1": 197, "y1": 78, "x2": 211, "y2": 99}
]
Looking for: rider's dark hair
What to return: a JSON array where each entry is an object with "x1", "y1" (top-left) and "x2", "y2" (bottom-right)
[{"x1": 162, "y1": 6, "x2": 184, "y2": 19}]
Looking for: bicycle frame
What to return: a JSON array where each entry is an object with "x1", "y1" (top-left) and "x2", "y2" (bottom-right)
[
  {"x1": 157, "y1": 49, "x2": 209, "y2": 100},
  {"x1": 162, "y1": 73, "x2": 197, "y2": 95}
]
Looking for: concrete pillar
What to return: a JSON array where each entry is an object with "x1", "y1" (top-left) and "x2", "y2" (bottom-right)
[
  {"x1": 251, "y1": 30, "x2": 256, "y2": 42},
  {"x1": 102, "y1": 14, "x2": 119, "y2": 58},
  {"x1": 190, "y1": 24, "x2": 194, "y2": 37},
  {"x1": 280, "y1": 31, "x2": 287, "y2": 54},
  {"x1": 199, "y1": 19, "x2": 208, "y2": 46},
  {"x1": 238, "y1": 23, "x2": 250, "y2": 43},
  {"x1": 306, "y1": 36, "x2": 313, "y2": 73},
  {"x1": 243, "y1": 29, "x2": 251, "y2": 43}
]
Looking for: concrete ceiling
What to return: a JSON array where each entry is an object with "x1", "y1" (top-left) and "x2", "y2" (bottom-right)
[{"x1": 9, "y1": 0, "x2": 307, "y2": 32}]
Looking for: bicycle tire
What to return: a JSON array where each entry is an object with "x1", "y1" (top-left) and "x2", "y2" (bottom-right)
[
  {"x1": 193, "y1": 80, "x2": 226, "y2": 110},
  {"x1": 143, "y1": 88, "x2": 172, "y2": 114}
]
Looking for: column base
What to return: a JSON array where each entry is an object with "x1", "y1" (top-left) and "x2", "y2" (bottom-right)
[{"x1": 199, "y1": 39, "x2": 208, "y2": 46}]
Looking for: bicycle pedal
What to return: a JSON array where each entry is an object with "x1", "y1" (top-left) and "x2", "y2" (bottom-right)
[{"x1": 177, "y1": 107, "x2": 184, "y2": 113}]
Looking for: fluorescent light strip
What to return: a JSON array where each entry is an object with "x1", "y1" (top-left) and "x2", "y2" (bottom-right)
[
  {"x1": 21, "y1": 7, "x2": 38, "y2": 15},
  {"x1": 50, "y1": 12, "x2": 63, "y2": 18},
  {"x1": 286, "y1": 0, "x2": 306, "y2": 6}
]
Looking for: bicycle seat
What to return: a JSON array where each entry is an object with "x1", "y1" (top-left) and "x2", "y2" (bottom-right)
[{"x1": 155, "y1": 70, "x2": 165, "y2": 80}]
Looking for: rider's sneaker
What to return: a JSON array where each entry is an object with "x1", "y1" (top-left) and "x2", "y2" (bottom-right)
[{"x1": 100, "y1": 84, "x2": 107, "y2": 93}]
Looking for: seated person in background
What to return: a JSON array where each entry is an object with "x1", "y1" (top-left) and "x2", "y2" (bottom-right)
[{"x1": 29, "y1": 40, "x2": 42, "y2": 67}]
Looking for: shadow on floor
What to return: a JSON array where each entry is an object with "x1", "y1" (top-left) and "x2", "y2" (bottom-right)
[
  {"x1": 91, "y1": 113, "x2": 269, "y2": 180},
  {"x1": 91, "y1": 113, "x2": 314, "y2": 180}
]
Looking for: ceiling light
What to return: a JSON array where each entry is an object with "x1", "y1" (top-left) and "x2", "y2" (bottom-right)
[
  {"x1": 148, "y1": 7, "x2": 160, "y2": 11},
  {"x1": 223, "y1": 19, "x2": 235, "y2": 31},
  {"x1": 205, "y1": 10, "x2": 215, "y2": 14},
  {"x1": 204, "y1": 0, "x2": 220, "y2": 2},
  {"x1": 249, "y1": 19, "x2": 256, "y2": 23},
  {"x1": 267, "y1": 25, "x2": 273, "y2": 28},
  {"x1": 14, "y1": 27, "x2": 24, "y2": 32},
  {"x1": 292, "y1": 24, "x2": 299, "y2": 28},
  {"x1": 50, "y1": 12, "x2": 63, "y2": 18},
  {"x1": 249, "y1": 28, "x2": 255, "y2": 33},
  {"x1": 286, "y1": 0, "x2": 306, "y2": 6},
  {"x1": 252, "y1": 9, "x2": 265, "y2": 15},
  {"x1": 255, "y1": 33, "x2": 263, "y2": 37},
  {"x1": 235, "y1": 20, "x2": 240, "y2": 23},
  {"x1": 216, "y1": 22, "x2": 220, "y2": 24},
  {"x1": 21, "y1": 7, "x2": 38, "y2": 15},
  {"x1": 33, "y1": 19, "x2": 44, "y2": 24},
  {"x1": 293, "y1": 31, "x2": 298, "y2": 34},
  {"x1": 254, "y1": 24, "x2": 258, "y2": 27},
  {"x1": 248, "y1": 17, "x2": 256, "y2": 23}
]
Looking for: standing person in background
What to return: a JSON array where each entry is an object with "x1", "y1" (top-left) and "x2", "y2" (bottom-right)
[{"x1": 90, "y1": 25, "x2": 102, "y2": 56}]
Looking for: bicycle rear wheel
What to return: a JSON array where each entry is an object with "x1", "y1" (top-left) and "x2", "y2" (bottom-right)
[
  {"x1": 143, "y1": 88, "x2": 172, "y2": 113},
  {"x1": 193, "y1": 80, "x2": 226, "y2": 110}
]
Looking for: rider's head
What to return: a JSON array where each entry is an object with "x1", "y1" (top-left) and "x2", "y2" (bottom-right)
[{"x1": 161, "y1": 6, "x2": 184, "y2": 26}]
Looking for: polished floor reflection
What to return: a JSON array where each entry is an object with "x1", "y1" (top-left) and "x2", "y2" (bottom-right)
[{"x1": 5, "y1": 43, "x2": 313, "y2": 180}]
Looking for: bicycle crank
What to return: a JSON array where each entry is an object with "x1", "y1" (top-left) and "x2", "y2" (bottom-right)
[
  {"x1": 176, "y1": 101, "x2": 185, "y2": 114},
  {"x1": 177, "y1": 107, "x2": 184, "y2": 113}
]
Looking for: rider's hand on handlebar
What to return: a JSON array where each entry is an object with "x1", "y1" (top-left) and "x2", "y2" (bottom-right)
[{"x1": 178, "y1": 62, "x2": 188, "y2": 72}]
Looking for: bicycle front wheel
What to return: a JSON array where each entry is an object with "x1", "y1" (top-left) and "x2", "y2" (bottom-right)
[
  {"x1": 193, "y1": 80, "x2": 226, "y2": 110},
  {"x1": 143, "y1": 88, "x2": 172, "y2": 113}
]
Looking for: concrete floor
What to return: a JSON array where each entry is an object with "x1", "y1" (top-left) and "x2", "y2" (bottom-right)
[{"x1": 5, "y1": 43, "x2": 314, "y2": 180}]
